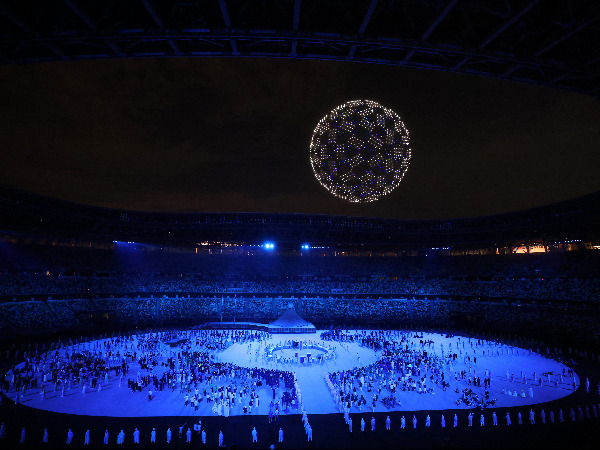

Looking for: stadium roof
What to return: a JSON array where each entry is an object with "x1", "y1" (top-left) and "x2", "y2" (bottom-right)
[{"x1": 1, "y1": 0, "x2": 599, "y2": 97}]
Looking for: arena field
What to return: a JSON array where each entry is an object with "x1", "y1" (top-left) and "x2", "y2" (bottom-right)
[{"x1": 2, "y1": 326, "x2": 598, "y2": 449}]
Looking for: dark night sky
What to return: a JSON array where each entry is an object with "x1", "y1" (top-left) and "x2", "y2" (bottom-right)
[{"x1": 1, "y1": 57, "x2": 599, "y2": 219}]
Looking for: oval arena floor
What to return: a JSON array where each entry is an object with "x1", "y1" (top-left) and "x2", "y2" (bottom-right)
[{"x1": 0, "y1": 328, "x2": 599, "y2": 449}]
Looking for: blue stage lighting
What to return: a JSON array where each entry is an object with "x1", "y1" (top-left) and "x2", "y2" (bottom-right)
[
  {"x1": 263, "y1": 242, "x2": 275, "y2": 250},
  {"x1": 301, "y1": 244, "x2": 310, "y2": 250}
]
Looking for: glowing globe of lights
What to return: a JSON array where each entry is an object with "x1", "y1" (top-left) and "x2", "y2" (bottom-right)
[{"x1": 309, "y1": 100, "x2": 411, "y2": 203}]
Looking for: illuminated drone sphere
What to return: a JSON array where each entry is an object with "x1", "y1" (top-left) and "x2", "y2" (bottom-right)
[{"x1": 309, "y1": 100, "x2": 411, "y2": 203}]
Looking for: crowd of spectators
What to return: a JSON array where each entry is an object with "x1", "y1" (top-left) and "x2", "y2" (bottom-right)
[
  {"x1": 1, "y1": 273, "x2": 599, "y2": 302},
  {"x1": 1, "y1": 242, "x2": 599, "y2": 345},
  {"x1": 1, "y1": 296, "x2": 599, "y2": 349}
]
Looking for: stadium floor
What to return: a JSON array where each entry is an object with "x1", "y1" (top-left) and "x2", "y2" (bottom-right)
[{"x1": 0, "y1": 329, "x2": 599, "y2": 449}]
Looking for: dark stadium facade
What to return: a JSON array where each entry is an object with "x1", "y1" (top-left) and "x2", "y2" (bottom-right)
[{"x1": 1, "y1": 184, "x2": 599, "y2": 252}]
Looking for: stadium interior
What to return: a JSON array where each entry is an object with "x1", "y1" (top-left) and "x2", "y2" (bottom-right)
[{"x1": 1, "y1": 1, "x2": 600, "y2": 448}]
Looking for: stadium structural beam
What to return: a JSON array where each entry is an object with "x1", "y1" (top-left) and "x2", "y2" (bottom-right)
[
  {"x1": 293, "y1": 0, "x2": 301, "y2": 31},
  {"x1": 453, "y1": 55, "x2": 469, "y2": 70},
  {"x1": 478, "y1": 0, "x2": 540, "y2": 48},
  {"x1": 421, "y1": 0, "x2": 457, "y2": 41},
  {"x1": 0, "y1": 52, "x2": 14, "y2": 64},
  {"x1": 586, "y1": 54, "x2": 600, "y2": 66},
  {"x1": 63, "y1": 0, "x2": 97, "y2": 31},
  {"x1": 586, "y1": 85, "x2": 600, "y2": 95},
  {"x1": 217, "y1": 0, "x2": 231, "y2": 28},
  {"x1": 0, "y1": 4, "x2": 31, "y2": 32},
  {"x1": 535, "y1": 12, "x2": 600, "y2": 57},
  {"x1": 547, "y1": 72, "x2": 572, "y2": 86},
  {"x1": 291, "y1": 0, "x2": 301, "y2": 56},
  {"x1": 358, "y1": 0, "x2": 378, "y2": 36},
  {"x1": 100, "y1": 0, "x2": 117, "y2": 26},
  {"x1": 403, "y1": 0, "x2": 457, "y2": 64},
  {"x1": 45, "y1": 41, "x2": 70, "y2": 60},
  {"x1": 141, "y1": 0, "x2": 163, "y2": 28},
  {"x1": 502, "y1": 64, "x2": 520, "y2": 77},
  {"x1": 9, "y1": 30, "x2": 592, "y2": 80},
  {"x1": 217, "y1": 0, "x2": 239, "y2": 56},
  {"x1": 168, "y1": 39, "x2": 181, "y2": 56},
  {"x1": 348, "y1": 0, "x2": 378, "y2": 59},
  {"x1": 105, "y1": 39, "x2": 125, "y2": 57}
]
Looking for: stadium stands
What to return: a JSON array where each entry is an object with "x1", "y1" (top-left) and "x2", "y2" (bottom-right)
[{"x1": 0, "y1": 242, "x2": 598, "y2": 345}]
